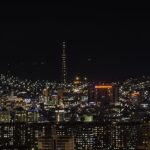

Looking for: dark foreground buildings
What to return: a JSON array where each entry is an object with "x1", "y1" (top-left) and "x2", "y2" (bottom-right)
[{"x1": 0, "y1": 122, "x2": 150, "y2": 150}]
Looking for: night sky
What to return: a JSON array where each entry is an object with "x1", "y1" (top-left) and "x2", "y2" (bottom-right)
[{"x1": 0, "y1": 3, "x2": 150, "y2": 82}]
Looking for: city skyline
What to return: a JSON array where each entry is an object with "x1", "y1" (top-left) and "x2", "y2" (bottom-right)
[
  {"x1": 0, "y1": 4, "x2": 150, "y2": 81},
  {"x1": 1, "y1": 3, "x2": 150, "y2": 149}
]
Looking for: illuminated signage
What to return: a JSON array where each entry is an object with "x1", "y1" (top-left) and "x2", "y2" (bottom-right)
[{"x1": 95, "y1": 85, "x2": 112, "y2": 89}]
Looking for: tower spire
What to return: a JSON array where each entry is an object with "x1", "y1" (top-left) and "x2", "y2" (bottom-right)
[{"x1": 62, "y1": 41, "x2": 67, "y2": 84}]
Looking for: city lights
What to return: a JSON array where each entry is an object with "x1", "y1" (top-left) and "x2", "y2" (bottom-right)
[{"x1": 0, "y1": 2, "x2": 150, "y2": 149}]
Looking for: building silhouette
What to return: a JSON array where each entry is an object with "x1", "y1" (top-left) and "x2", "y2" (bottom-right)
[{"x1": 0, "y1": 122, "x2": 150, "y2": 149}]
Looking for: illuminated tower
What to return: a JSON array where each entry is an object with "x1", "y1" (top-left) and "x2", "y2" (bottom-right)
[{"x1": 62, "y1": 41, "x2": 67, "y2": 84}]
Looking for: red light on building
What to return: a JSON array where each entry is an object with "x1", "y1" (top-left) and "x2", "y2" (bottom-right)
[
  {"x1": 88, "y1": 84, "x2": 118, "y2": 105},
  {"x1": 95, "y1": 85, "x2": 112, "y2": 89}
]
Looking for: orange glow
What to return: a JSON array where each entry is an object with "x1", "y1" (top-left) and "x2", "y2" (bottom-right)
[
  {"x1": 131, "y1": 92, "x2": 140, "y2": 97},
  {"x1": 95, "y1": 85, "x2": 112, "y2": 89}
]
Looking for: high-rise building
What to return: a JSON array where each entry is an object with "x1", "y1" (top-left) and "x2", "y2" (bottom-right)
[
  {"x1": 42, "y1": 87, "x2": 50, "y2": 104},
  {"x1": 38, "y1": 136, "x2": 75, "y2": 150},
  {"x1": 62, "y1": 41, "x2": 67, "y2": 84},
  {"x1": 38, "y1": 128, "x2": 75, "y2": 150},
  {"x1": 94, "y1": 84, "x2": 118, "y2": 106},
  {"x1": 88, "y1": 84, "x2": 95, "y2": 103}
]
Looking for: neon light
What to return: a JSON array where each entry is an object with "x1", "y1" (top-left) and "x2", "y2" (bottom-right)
[{"x1": 95, "y1": 85, "x2": 112, "y2": 89}]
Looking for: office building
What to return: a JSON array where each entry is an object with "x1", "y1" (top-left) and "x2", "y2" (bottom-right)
[
  {"x1": 38, "y1": 127, "x2": 75, "y2": 150},
  {"x1": 95, "y1": 84, "x2": 118, "y2": 106}
]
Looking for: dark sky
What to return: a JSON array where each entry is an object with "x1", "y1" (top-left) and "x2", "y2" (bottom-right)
[{"x1": 0, "y1": 3, "x2": 150, "y2": 82}]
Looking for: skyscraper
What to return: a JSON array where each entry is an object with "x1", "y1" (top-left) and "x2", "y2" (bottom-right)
[
  {"x1": 94, "y1": 85, "x2": 118, "y2": 106},
  {"x1": 62, "y1": 41, "x2": 67, "y2": 84},
  {"x1": 38, "y1": 127, "x2": 75, "y2": 150}
]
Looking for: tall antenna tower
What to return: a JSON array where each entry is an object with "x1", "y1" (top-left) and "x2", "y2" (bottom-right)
[{"x1": 62, "y1": 41, "x2": 67, "y2": 84}]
